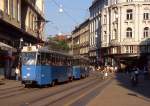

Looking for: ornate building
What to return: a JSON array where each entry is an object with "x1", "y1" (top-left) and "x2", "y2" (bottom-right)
[
  {"x1": 100, "y1": 0, "x2": 150, "y2": 68},
  {"x1": 89, "y1": 0, "x2": 108, "y2": 66},
  {"x1": 0, "y1": 0, "x2": 45, "y2": 79}
]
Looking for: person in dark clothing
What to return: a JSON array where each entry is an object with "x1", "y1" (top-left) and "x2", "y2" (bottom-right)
[{"x1": 130, "y1": 67, "x2": 139, "y2": 86}]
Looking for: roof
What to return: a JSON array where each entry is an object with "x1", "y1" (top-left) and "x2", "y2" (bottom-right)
[{"x1": 72, "y1": 19, "x2": 89, "y2": 34}]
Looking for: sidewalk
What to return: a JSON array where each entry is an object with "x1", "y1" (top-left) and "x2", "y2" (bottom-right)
[
  {"x1": 0, "y1": 79, "x2": 21, "y2": 90},
  {"x1": 87, "y1": 73, "x2": 150, "y2": 106}
]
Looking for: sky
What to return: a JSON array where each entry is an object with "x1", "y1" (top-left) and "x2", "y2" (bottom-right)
[{"x1": 44, "y1": 0, "x2": 92, "y2": 37}]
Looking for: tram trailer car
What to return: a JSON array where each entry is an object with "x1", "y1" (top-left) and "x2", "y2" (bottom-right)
[
  {"x1": 21, "y1": 46, "x2": 72, "y2": 87},
  {"x1": 72, "y1": 56, "x2": 89, "y2": 79},
  {"x1": 72, "y1": 66, "x2": 89, "y2": 79}
]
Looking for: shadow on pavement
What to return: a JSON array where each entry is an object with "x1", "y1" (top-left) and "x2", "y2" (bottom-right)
[{"x1": 115, "y1": 73, "x2": 150, "y2": 100}]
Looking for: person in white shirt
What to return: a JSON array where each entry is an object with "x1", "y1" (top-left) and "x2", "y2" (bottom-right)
[{"x1": 15, "y1": 66, "x2": 20, "y2": 81}]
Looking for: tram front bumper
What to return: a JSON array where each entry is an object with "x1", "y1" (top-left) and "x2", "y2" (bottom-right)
[{"x1": 22, "y1": 80, "x2": 37, "y2": 85}]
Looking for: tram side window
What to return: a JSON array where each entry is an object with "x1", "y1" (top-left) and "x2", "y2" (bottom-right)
[{"x1": 37, "y1": 53, "x2": 53, "y2": 65}]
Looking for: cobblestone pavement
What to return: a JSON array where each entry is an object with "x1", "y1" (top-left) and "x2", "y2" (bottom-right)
[{"x1": 87, "y1": 73, "x2": 150, "y2": 106}]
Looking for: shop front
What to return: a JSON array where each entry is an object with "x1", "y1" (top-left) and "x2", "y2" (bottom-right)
[{"x1": 0, "y1": 42, "x2": 17, "y2": 80}]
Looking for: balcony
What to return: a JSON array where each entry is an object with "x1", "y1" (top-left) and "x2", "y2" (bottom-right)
[
  {"x1": 25, "y1": 0, "x2": 44, "y2": 18},
  {"x1": 0, "y1": 9, "x2": 21, "y2": 29},
  {"x1": 79, "y1": 41, "x2": 89, "y2": 48}
]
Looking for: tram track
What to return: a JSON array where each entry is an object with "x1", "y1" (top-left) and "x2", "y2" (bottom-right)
[
  {"x1": 45, "y1": 78, "x2": 112, "y2": 106},
  {"x1": 22, "y1": 76, "x2": 99, "y2": 105},
  {"x1": 45, "y1": 79, "x2": 103, "y2": 106},
  {"x1": 0, "y1": 85, "x2": 22, "y2": 91},
  {"x1": 27, "y1": 77, "x2": 102, "y2": 106},
  {"x1": 0, "y1": 74, "x2": 101, "y2": 106},
  {"x1": 0, "y1": 86, "x2": 24, "y2": 95},
  {"x1": 0, "y1": 87, "x2": 40, "y2": 99},
  {"x1": 0, "y1": 75, "x2": 96, "y2": 101}
]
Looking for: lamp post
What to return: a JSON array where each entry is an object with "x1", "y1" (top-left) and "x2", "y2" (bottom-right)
[
  {"x1": 19, "y1": 38, "x2": 23, "y2": 49},
  {"x1": 17, "y1": 38, "x2": 23, "y2": 81}
]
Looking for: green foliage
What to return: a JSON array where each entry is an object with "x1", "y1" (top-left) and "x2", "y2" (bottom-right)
[{"x1": 47, "y1": 36, "x2": 69, "y2": 52}]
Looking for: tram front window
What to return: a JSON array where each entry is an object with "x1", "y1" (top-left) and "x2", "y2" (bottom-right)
[{"x1": 22, "y1": 52, "x2": 37, "y2": 65}]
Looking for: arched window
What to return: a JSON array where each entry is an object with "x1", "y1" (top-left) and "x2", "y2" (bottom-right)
[
  {"x1": 126, "y1": 27, "x2": 132, "y2": 38},
  {"x1": 144, "y1": 27, "x2": 149, "y2": 38}
]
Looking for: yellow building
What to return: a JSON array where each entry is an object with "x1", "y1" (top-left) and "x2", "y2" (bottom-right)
[{"x1": 71, "y1": 19, "x2": 90, "y2": 57}]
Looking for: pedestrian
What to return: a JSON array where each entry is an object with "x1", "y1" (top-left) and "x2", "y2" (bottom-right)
[
  {"x1": 15, "y1": 65, "x2": 20, "y2": 81},
  {"x1": 130, "y1": 66, "x2": 139, "y2": 86},
  {"x1": 143, "y1": 66, "x2": 148, "y2": 80},
  {"x1": 114, "y1": 66, "x2": 118, "y2": 73},
  {"x1": 102, "y1": 67, "x2": 108, "y2": 79}
]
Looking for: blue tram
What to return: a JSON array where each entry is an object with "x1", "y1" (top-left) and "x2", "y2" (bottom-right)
[
  {"x1": 72, "y1": 56, "x2": 89, "y2": 79},
  {"x1": 21, "y1": 46, "x2": 72, "y2": 87}
]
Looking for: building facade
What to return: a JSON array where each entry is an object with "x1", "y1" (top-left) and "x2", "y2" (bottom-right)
[
  {"x1": 0, "y1": 0, "x2": 45, "y2": 79},
  {"x1": 89, "y1": 0, "x2": 108, "y2": 66},
  {"x1": 71, "y1": 19, "x2": 90, "y2": 57},
  {"x1": 100, "y1": 0, "x2": 150, "y2": 68}
]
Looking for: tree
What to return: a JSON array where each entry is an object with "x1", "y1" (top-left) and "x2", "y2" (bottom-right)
[{"x1": 47, "y1": 36, "x2": 69, "y2": 52}]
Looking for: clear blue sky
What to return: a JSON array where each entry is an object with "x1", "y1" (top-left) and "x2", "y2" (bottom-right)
[{"x1": 44, "y1": 0, "x2": 92, "y2": 37}]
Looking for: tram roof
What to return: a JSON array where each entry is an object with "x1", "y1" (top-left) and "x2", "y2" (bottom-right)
[
  {"x1": 73, "y1": 55, "x2": 89, "y2": 61},
  {"x1": 22, "y1": 46, "x2": 72, "y2": 57},
  {"x1": 39, "y1": 47, "x2": 72, "y2": 57}
]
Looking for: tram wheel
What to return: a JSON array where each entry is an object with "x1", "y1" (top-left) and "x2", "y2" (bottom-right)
[{"x1": 25, "y1": 84, "x2": 29, "y2": 88}]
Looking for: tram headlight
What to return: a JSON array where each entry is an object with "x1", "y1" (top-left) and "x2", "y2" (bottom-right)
[
  {"x1": 27, "y1": 73, "x2": 30, "y2": 77},
  {"x1": 23, "y1": 76, "x2": 27, "y2": 79}
]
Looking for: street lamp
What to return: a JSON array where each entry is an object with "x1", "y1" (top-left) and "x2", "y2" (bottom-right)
[{"x1": 19, "y1": 38, "x2": 23, "y2": 49}]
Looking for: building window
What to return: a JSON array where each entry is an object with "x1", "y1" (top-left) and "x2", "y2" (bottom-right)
[
  {"x1": 126, "y1": 27, "x2": 132, "y2": 38},
  {"x1": 127, "y1": 0, "x2": 133, "y2": 2},
  {"x1": 4, "y1": 0, "x2": 9, "y2": 14},
  {"x1": 126, "y1": 9, "x2": 133, "y2": 20},
  {"x1": 125, "y1": 46, "x2": 134, "y2": 53},
  {"x1": 125, "y1": 46, "x2": 129, "y2": 53},
  {"x1": 130, "y1": 46, "x2": 134, "y2": 53},
  {"x1": 17, "y1": 0, "x2": 20, "y2": 21},
  {"x1": 113, "y1": 29, "x2": 117, "y2": 39},
  {"x1": 143, "y1": 12, "x2": 149, "y2": 20},
  {"x1": 144, "y1": 27, "x2": 149, "y2": 38},
  {"x1": 104, "y1": 31, "x2": 107, "y2": 41},
  {"x1": 12, "y1": 0, "x2": 15, "y2": 18},
  {"x1": 104, "y1": 15, "x2": 107, "y2": 24}
]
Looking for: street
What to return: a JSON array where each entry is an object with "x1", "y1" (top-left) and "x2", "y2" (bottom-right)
[
  {"x1": 0, "y1": 72, "x2": 150, "y2": 106},
  {"x1": 0, "y1": 72, "x2": 112, "y2": 106}
]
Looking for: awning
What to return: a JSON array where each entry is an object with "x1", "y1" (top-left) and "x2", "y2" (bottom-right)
[{"x1": 0, "y1": 42, "x2": 17, "y2": 52}]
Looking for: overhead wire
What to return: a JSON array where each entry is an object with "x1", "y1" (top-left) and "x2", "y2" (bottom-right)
[{"x1": 50, "y1": 0, "x2": 79, "y2": 24}]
